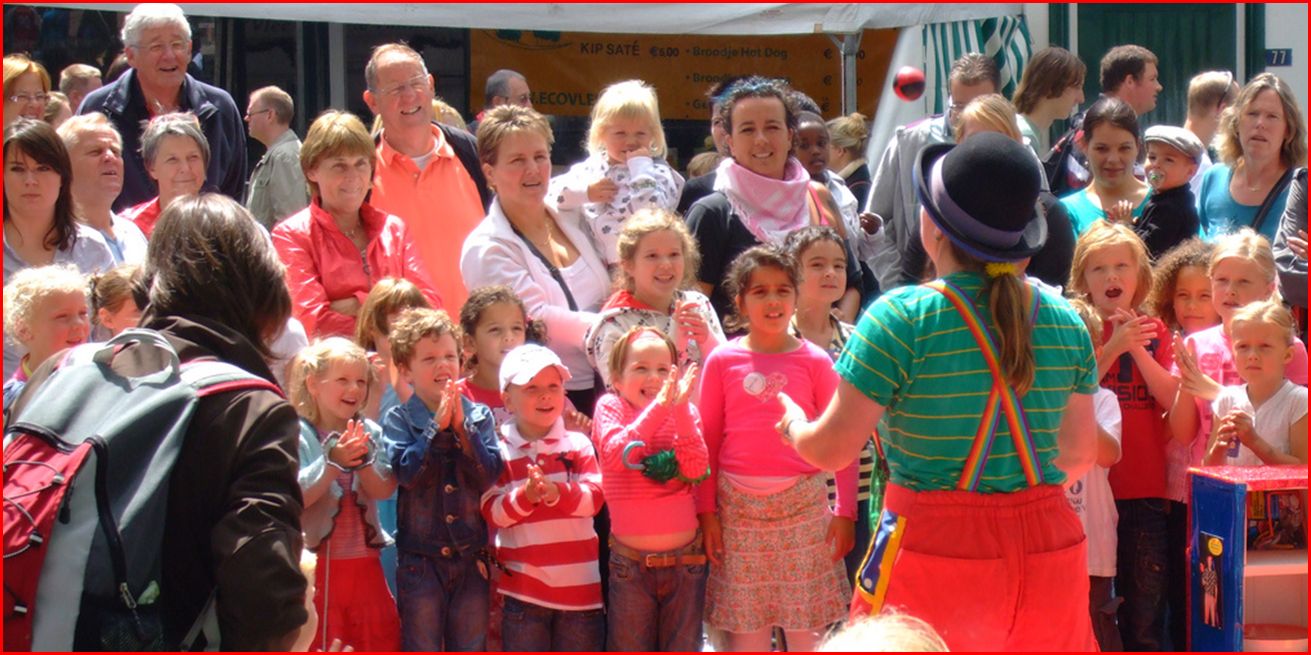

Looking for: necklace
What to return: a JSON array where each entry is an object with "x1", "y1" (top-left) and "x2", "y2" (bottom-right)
[{"x1": 1244, "y1": 170, "x2": 1265, "y2": 192}]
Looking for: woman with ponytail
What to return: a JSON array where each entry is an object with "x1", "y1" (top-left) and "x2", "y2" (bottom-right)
[{"x1": 778, "y1": 133, "x2": 1100, "y2": 651}]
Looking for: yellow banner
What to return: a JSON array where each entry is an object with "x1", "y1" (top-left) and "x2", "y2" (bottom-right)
[{"x1": 470, "y1": 29, "x2": 898, "y2": 121}]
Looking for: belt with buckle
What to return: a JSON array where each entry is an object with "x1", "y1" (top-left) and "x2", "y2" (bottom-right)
[{"x1": 609, "y1": 534, "x2": 707, "y2": 568}]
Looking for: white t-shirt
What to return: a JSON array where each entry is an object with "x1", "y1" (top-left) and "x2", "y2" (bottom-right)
[
  {"x1": 1066, "y1": 387, "x2": 1123, "y2": 577},
  {"x1": 1210, "y1": 381, "x2": 1308, "y2": 466}
]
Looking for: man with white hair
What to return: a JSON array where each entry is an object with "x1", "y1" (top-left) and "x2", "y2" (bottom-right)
[{"x1": 79, "y1": 2, "x2": 245, "y2": 211}]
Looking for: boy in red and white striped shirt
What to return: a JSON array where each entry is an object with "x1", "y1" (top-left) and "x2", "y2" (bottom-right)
[{"x1": 481, "y1": 345, "x2": 605, "y2": 650}]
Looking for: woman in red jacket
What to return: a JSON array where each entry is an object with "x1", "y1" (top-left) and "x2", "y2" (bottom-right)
[{"x1": 273, "y1": 110, "x2": 440, "y2": 338}]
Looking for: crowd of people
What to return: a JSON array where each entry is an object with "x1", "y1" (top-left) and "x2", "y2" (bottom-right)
[{"x1": 3, "y1": 3, "x2": 1308, "y2": 652}]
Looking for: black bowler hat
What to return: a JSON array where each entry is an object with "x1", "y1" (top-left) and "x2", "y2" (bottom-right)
[{"x1": 913, "y1": 132, "x2": 1046, "y2": 262}]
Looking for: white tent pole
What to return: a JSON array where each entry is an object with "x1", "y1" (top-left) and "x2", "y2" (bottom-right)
[{"x1": 827, "y1": 31, "x2": 863, "y2": 116}]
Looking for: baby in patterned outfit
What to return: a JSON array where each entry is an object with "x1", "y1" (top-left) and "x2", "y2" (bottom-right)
[{"x1": 549, "y1": 79, "x2": 684, "y2": 267}]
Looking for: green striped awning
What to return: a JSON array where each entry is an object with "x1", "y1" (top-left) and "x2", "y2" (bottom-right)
[{"x1": 923, "y1": 15, "x2": 1032, "y2": 114}]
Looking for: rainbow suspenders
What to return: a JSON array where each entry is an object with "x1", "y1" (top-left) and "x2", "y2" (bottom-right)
[{"x1": 850, "y1": 279, "x2": 1044, "y2": 618}]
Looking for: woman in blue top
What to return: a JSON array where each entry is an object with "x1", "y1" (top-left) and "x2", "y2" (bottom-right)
[
  {"x1": 1196, "y1": 73, "x2": 1306, "y2": 242},
  {"x1": 1060, "y1": 96, "x2": 1149, "y2": 237}
]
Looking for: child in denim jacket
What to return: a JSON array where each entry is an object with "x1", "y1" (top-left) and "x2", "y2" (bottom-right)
[{"x1": 382, "y1": 308, "x2": 502, "y2": 651}]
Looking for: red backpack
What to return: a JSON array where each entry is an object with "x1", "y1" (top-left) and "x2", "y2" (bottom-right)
[{"x1": 3, "y1": 329, "x2": 281, "y2": 651}]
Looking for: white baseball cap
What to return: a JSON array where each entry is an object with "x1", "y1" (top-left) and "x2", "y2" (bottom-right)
[{"x1": 498, "y1": 344, "x2": 572, "y2": 392}]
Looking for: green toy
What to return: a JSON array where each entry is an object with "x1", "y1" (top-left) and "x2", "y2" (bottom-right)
[{"x1": 623, "y1": 440, "x2": 709, "y2": 484}]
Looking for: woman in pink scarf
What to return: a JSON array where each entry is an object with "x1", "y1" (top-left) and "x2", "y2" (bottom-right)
[{"x1": 685, "y1": 77, "x2": 858, "y2": 326}]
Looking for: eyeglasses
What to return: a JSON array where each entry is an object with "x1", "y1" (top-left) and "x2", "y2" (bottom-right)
[
  {"x1": 140, "y1": 40, "x2": 190, "y2": 56},
  {"x1": 7, "y1": 93, "x2": 48, "y2": 105},
  {"x1": 244, "y1": 108, "x2": 272, "y2": 121},
  {"x1": 373, "y1": 74, "x2": 430, "y2": 99}
]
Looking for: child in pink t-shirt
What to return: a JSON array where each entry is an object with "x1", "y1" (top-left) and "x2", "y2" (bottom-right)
[
  {"x1": 592, "y1": 326, "x2": 708, "y2": 651},
  {"x1": 1171, "y1": 230, "x2": 1309, "y2": 463},
  {"x1": 695, "y1": 245, "x2": 856, "y2": 652}
]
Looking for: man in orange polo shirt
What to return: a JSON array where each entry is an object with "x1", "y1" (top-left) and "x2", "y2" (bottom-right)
[{"x1": 364, "y1": 43, "x2": 491, "y2": 311}]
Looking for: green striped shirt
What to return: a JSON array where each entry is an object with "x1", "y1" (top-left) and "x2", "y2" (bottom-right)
[{"x1": 836, "y1": 273, "x2": 1097, "y2": 493}]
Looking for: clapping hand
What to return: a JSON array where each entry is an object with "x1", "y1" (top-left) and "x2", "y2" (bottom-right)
[
  {"x1": 524, "y1": 463, "x2": 560, "y2": 506},
  {"x1": 328, "y1": 419, "x2": 369, "y2": 469},
  {"x1": 654, "y1": 363, "x2": 700, "y2": 408},
  {"x1": 1104, "y1": 308, "x2": 1157, "y2": 357},
  {"x1": 1173, "y1": 332, "x2": 1221, "y2": 402}
]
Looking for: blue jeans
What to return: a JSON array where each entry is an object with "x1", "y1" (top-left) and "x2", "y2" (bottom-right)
[
  {"x1": 1115, "y1": 498, "x2": 1168, "y2": 651},
  {"x1": 606, "y1": 546, "x2": 707, "y2": 651},
  {"x1": 501, "y1": 595, "x2": 605, "y2": 652},
  {"x1": 379, "y1": 495, "x2": 397, "y2": 594},
  {"x1": 843, "y1": 498, "x2": 873, "y2": 583},
  {"x1": 396, "y1": 550, "x2": 488, "y2": 651}
]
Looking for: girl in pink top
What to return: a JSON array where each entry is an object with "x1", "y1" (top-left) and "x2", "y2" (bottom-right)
[
  {"x1": 696, "y1": 245, "x2": 857, "y2": 652},
  {"x1": 591, "y1": 325, "x2": 708, "y2": 651},
  {"x1": 1171, "y1": 228, "x2": 1309, "y2": 459}
]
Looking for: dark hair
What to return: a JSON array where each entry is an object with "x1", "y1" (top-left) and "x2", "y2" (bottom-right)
[
  {"x1": 484, "y1": 69, "x2": 525, "y2": 107},
  {"x1": 949, "y1": 53, "x2": 1001, "y2": 91},
  {"x1": 1099, "y1": 45, "x2": 1157, "y2": 93},
  {"x1": 105, "y1": 52, "x2": 130, "y2": 84},
  {"x1": 1012, "y1": 47, "x2": 1086, "y2": 114},
  {"x1": 1149, "y1": 238, "x2": 1216, "y2": 331},
  {"x1": 140, "y1": 194, "x2": 291, "y2": 360},
  {"x1": 786, "y1": 90, "x2": 822, "y2": 117},
  {"x1": 706, "y1": 76, "x2": 748, "y2": 106},
  {"x1": 784, "y1": 225, "x2": 845, "y2": 264},
  {"x1": 716, "y1": 76, "x2": 797, "y2": 136},
  {"x1": 724, "y1": 245, "x2": 799, "y2": 332},
  {"x1": 1079, "y1": 96, "x2": 1140, "y2": 148},
  {"x1": 3, "y1": 118, "x2": 78, "y2": 252},
  {"x1": 459, "y1": 284, "x2": 545, "y2": 370}
]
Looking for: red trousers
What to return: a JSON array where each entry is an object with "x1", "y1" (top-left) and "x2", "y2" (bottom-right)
[
  {"x1": 852, "y1": 483, "x2": 1097, "y2": 651},
  {"x1": 311, "y1": 556, "x2": 402, "y2": 652}
]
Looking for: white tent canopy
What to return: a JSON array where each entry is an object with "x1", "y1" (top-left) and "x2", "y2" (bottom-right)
[{"x1": 21, "y1": 3, "x2": 1021, "y2": 36}]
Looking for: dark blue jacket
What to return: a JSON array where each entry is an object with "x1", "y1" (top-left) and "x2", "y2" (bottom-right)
[
  {"x1": 383, "y1": 393, "x2": 502, "y2": 557},
  {"x1": 79, "y1": 69, "x2": 247, "y2": 212}
]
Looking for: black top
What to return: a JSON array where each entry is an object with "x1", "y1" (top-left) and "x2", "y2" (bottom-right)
[
  {"x1": 843, "y1": 163, "x2": 872, "y2": 210},
  {"x1": 677, "y1": 171, "x2": 717, "y2": 215},
  {"x1": 685, "y1": 192, "x2": 862, "y2": 322},
  {"x1": 1137, "y1": 185, "x2": 1200, "y2": 261},
  {"x1": 1026, "y1": 191, "x2": 1078, "y2": 289}
]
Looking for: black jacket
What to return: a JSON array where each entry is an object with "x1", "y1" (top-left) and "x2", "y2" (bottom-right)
[
  {"x1": 9, "y1": 314, "x2": 308, "y2": 649},
  {"x1": 677, "y1": 171, "x2": 717, "y2": 215},
  {"x1": 79, "y1": 70, "x2": 247, "y2": 212},
  {"x1": 1137, "y1": 185, "x2": 1201, "y2": 260}
]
